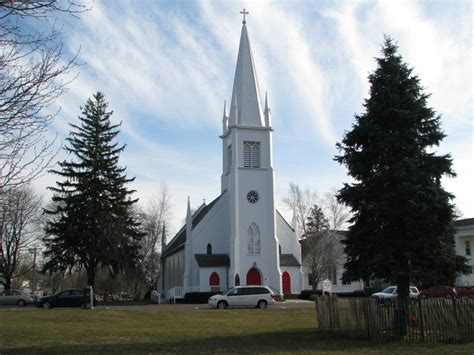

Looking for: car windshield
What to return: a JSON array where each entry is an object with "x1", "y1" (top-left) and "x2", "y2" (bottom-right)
[
  {"x1": 381, "y1": 287, "x2": 396, "y2": 294},
  {"x1": 409, "y1": 287, "x2": 418, "y2": 293},
  {"x1": 223, "y1": 287, "x2": 235, "y2": 296}
]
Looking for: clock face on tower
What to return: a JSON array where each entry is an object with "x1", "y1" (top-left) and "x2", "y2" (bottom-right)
[{"x1": 246, "y1": 190, "x2": 259, "y2": 204}]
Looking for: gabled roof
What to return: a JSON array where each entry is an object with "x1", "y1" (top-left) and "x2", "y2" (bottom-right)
[
  {"x1": 162, "y1": 194, "x2": 222, "y2": 257},
  {"x1": 454, "y1": 218, "x2": 474, "y2": 228},
  {"x1": 228, "y1": 23, "x2": 264, "y2": 127},
  {"x1": 276, "y1": 209, "x2": 295, "y2": 232},
  {"x1": 195, "y1": 254, "x2": 230, "y2": 267},
  {"x1": 280, "y1": 254, "x2": 300, "y2": 267}
]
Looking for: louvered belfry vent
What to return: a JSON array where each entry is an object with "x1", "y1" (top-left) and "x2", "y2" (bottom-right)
[{"x1": 243, "y1": 141, "x2": 260, "y2": 168}]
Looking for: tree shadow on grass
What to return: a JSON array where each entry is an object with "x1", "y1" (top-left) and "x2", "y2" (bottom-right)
[{"x1": 2, "y1": 329, "x2": 472, "y2": 354}]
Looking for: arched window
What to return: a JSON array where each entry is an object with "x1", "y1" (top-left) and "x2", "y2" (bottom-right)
[
  {"x1": 243, "y1": 142, "x2": 252, "y2": 167},
  {"x1": 247, "y1": 223, "x2": 260, "y2": 255},
  {"x1": 207, "y1": 243, "x2": 212, "y2": 255},
  {"x1": 251, "y1": 143, "x2": 260, "y2": 167},
  {"x1": 243, "y1": 141, "x2": 260, "y2": 168},
  {"x1": 235, "y1": 274, "x2": 240, "y2": 286},
  {"x1": 279, "y1": 245, "x2": 282, "y2": 255}
]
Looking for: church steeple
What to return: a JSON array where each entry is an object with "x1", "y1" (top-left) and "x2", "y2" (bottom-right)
[
  {"x1": 264, "y1": 91, "x2": 271, "y2": 127},
  {"x1": 228, "y1": 22, "x2": 264, "y2": 127},
  {"x1": 222, "y1": 100, "x2": 228, "y2": 132}
]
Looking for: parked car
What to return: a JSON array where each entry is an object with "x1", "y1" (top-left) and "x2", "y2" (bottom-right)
[
  {"x1": 454, "y1": 286, "x2": 474, "y2": 298},
  {"x1": 418, "y1": 286, "x2": 457, "y2": 299},
  {"x1": 35, "y1": 289, "x2": 100, "y2": 309},
  {"x1": 0, "y1": 290, "x2": 33, "y2": 306},
  {"x1": 208, "y1": 286, "x2": 276, "y2": 309},
  {"x1": 371, "y1": 286, "x2": 419, "y2": 300}
]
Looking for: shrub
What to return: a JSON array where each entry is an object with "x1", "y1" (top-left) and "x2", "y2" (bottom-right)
[
  {"x1": 184, "y1": 292, "x2": 219, "y2": 303},
  {"x1": 299, "y1": 289, "x2": 322, "y2": 300}
]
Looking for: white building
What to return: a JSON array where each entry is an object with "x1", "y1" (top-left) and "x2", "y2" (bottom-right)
[
  {"x1": 454, "y1": 218, "x2": 474, "y2": 286},
  {"x1": 160, "y1": 20, "x2": 303, "y2": 300}
]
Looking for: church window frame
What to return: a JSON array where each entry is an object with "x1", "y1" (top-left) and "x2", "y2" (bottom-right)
[
  {"x1": 207, "y1": 243, "x2": 212, "y2": 255},
  {"x1": 235, "y1": 274, "x2": 240, "y2": 286},
  {"x1": 243, "y1": 141, "x2": 260, "y2": 168},
  {"x1": 227, "y1": 145, "x2": 232, "y2": 173},
  {"x1": 247, "y1": 223, "x2": 261, "y2": 255}
]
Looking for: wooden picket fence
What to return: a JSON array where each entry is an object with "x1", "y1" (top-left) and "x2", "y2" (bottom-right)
[{"x1": 315, "y1": 296, "x2": 474, "y2": 342}]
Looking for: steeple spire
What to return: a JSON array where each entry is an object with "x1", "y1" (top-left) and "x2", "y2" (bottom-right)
[
  {"x1": 228, "y1": 21, "x2": 264, "y2": 127},
  {"x1": 222, "y1": 100, "x2": 228, "y2": 132},
  {"x1": 264, "y1": 91, "x2": 272, "y2": 127}
]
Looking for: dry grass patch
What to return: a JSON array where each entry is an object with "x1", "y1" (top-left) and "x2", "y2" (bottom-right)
[{"x1": 0, "y1": 306, "x2": 472, "y2": 354}]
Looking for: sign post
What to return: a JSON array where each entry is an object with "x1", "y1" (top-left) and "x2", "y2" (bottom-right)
[
  {"x1": 90, "y1": 285, "x2": 94, "y2": 310},
  {"x1": 322, "y1": 279, "x2": 332, "y2": 296}
]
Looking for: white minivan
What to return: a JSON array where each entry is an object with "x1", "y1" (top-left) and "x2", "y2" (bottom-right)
[{"x1": 208, "y1": 286, "x2": 276, "y2": 309}]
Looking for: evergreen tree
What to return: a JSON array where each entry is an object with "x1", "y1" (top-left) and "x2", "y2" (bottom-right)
[
  {"x1": 335, "y1": 37, "x2": 468, "y2": 304},
  {"x1": 43, "y1": 92, "x2": 144, "y2": 288}
]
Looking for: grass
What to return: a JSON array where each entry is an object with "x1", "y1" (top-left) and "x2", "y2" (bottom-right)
[{"x1": 1, "y1": 306, "x2": 473, "y2": 354}]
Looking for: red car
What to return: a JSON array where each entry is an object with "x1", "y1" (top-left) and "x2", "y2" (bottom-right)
[
  {"x1": 455, "y1": 286, "x2": 474, "y2": 298},
  {"x1": 418, "y1": 286, "x2": 457, "y2": 299}
]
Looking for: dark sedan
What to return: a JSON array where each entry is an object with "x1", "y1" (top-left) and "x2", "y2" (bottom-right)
[
  {"x1": 35, "y1": 289, "x2": 99, "y2": 309},
  {"x1": 455, "y1": 286, "x2": 474, "y2": 298},
  {"x1": 418, "y1": 286, "x2": 457, "y2": 299}
]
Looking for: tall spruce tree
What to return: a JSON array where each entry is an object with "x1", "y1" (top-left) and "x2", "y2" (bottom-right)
[
  {"x1": 335, "y1": 38, "x2": 467, "y2": 305},
  {"x1": 43, "y1": 92, "x2": 143, "y2": 288}
]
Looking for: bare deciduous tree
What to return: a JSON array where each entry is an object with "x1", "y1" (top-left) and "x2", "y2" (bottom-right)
[
  {"x1": 0, "y1": 1, "x2": 84, "y2": 190},
  {"x1": 323, "y1": 188, "x2": 351, "y2": 231},
  {"x1": 282, "y1": 182, "x2": 318, "y2": 237},
  {"x1": 302, "y1": 205, "x2": 344, "y2": 290},
  {"x1": 284, "y1": 184, "x2": 351, "y2": 290},
  {"x1": 0, "y1": 185, "x2": 42, "y2": 290},
  {"x1": 135, "y1": 184, "x2": 172, "y2": 294}
]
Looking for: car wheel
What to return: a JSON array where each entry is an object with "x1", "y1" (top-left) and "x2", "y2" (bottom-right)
[
  {"x1": 217, "y1": 301, "x2": 227, "y2": 309},
  {"x1": 446, "y1": 294, "x2": 453, "y2": 299},
  {"x1": 17, "y1": 300, "x2": 26, "y2": 307},
  {"x1": 420, "y1": 295, "x2": 428, "y2": 300},
  {"x1": 42, "y1": 302, "x2": 51, "y2": 309},
  {"x1": 257, "y1": 300, "x2": 267, "y2": 309}
]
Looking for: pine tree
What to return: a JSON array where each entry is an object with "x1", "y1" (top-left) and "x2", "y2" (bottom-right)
[
  {"x1": 43, "y1": 92, "x2": 144, "y2": 288},
  {"x1": 335, "y1": 37, "x2": 468, "y2": 305}
]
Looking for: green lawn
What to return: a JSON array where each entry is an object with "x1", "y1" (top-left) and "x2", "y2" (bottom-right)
[{"x1": 1, "y1": 306, "x2": 473, "y2": 354}]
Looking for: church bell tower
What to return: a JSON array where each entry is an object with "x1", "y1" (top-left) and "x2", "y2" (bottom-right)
[{"x1": 220, "y1": 13, "x2": 282, "y2": 294}]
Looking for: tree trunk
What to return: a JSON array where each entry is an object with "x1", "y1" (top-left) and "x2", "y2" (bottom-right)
[
  {"x1": 4, "y1": 277, "x2": 12, "y2": 291},
  {"x1": 396, "y1": 275, "x2": 410, "y2": 336},
  {"x1": 86, "y1": 266, "x2": 96, "y2": 290}
]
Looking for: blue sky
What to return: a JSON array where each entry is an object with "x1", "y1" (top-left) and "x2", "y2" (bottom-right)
[{"x1": 32, "y1": 0, "x2": 473, "y2": 234}]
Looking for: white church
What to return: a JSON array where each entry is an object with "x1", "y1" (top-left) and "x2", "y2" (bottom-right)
[{"x1": 160, "y1": 18, "x2": 304, "y2": 300}]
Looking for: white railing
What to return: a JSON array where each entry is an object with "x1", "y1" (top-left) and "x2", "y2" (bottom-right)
[
  {"x1": 167, "y1": 286, "x2": 202, "y2": 303},
  {"x1": 166, "y1": 286, "x2": 229, "y2": 303}
]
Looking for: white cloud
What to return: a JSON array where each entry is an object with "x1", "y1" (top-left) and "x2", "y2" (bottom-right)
[{"x1": 30, "y1": 0, "x2": 472, "y2": 233}]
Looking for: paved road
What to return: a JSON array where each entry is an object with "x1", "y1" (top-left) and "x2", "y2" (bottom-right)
[{"x1": 0, "y1": 299, "x2": 315, "y2": 311}]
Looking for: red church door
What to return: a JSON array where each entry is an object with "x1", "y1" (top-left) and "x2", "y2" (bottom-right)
[
  {"x1": 210, "y1": 272, "x2": 220, "y2": 292},
  {"x1": 246, "y1": 267, "x2": 261, "y2": 285},
  {"x1": 282, "y1": 272, "x2": 291, "y2": 294}
]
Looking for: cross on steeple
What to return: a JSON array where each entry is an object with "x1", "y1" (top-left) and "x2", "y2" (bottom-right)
[{"x1": 240, "y1": 8, "x2": 249, "y2": 24}]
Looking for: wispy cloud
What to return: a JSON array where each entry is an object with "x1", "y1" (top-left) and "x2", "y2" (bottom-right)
[{"x1": 32, "y1": 0, "x2": 472, "y2": 233}]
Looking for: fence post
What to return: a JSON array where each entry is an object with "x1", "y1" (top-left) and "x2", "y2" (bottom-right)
[{"x1": 418, "y1": 298, "x2": 424, "y2": 341}]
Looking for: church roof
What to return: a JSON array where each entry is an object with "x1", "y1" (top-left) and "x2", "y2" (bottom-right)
[
  {"x1": 162, "y1": 194, "x2": 223, "y2": 257},
  {"x1": 280, "y1": 254, "x2": 301, "y2": 267},
  {"x1": 454, "y1": 218, "x2": 474, "y2": 227},
  {"x1": 195, "y1": 254, "x2": 230, "y2": 267},
  {"x1": 228, "y1": 23, "x2": 264, "y2": 127}
]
